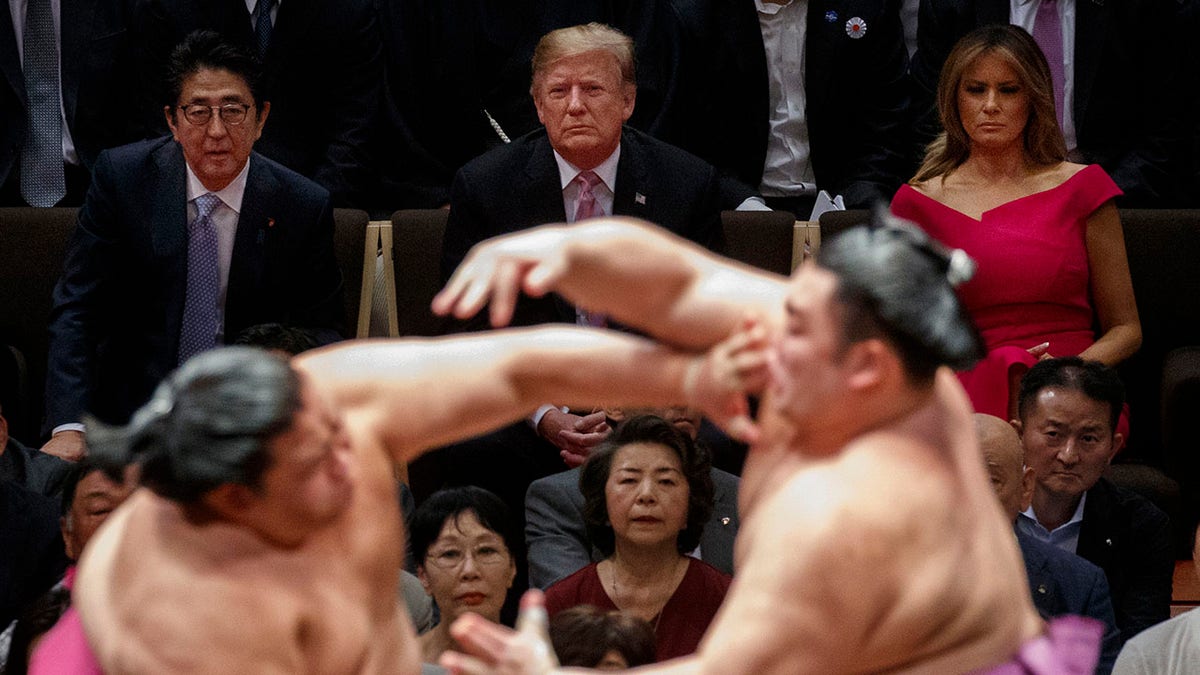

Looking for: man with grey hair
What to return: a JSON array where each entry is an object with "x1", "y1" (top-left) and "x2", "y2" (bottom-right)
[{"x1": 437, "y1": 23, "x2": 727, "y2": 513}]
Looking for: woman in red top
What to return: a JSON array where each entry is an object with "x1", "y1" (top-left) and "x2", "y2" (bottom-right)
[
  {"x1": 543, "y1": 416, "x2": 730, "y2": 662},
  {"x1": 891, "y1": 25, "x2": 1140, "y2": 425}
]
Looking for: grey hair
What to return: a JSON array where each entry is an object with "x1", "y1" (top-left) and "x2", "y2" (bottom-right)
[{"x1": 87, "y1": 347, "x2": 302, "y2": 503}]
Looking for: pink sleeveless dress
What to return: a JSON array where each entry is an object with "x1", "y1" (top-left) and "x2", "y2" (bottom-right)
[{"x1": 891, "y1": 165, "x2": 1127, "y2": 435}]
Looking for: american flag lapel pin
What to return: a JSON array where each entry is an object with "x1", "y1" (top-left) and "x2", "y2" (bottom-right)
[
  {"x1": 635, "y1": 192, "x2": 646, "y2": 205},
  {"x1": 267, "y1": 217, "x2": 276, "y2": 228}
]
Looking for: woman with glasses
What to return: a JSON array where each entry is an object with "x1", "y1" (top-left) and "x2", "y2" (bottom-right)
[
  {"x1": 410, "y1": 486, "x2": 517, "y2": 664},
  {"x1": 544, "y1": 415, "x2": 730, "y2": 662}
]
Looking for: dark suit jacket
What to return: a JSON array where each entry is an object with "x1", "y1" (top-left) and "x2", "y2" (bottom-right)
[
  {"x1": 1076, "y1": 477, "x2": 1173, "y2": 643},
  {"x1": 0, "y1": 436, "x2": 72, "y2": 498},
  {"x1": 911, "y1": 0, "x2": 1187, "y2": 205},
  {"x1": 0, "y1": 0, "x2": 144, "y2": 192},
  {"x1": 0, "y1": 479, "x2": 69, "y2": 626},
  {"x1": 44, "y1": 136, "x2": 344, "y2": 429},
  {"x1": 135, "y1": 0, "x2": 381, "y2": 206},
  {"x1": 441, "y1": 126, "x2": 723, "y2": 330},
  {"x1": 1017, "y1": 530, "x2": 1120, "y2": 674},
  {"x1": 711, "y1": 0, "x2": 913, "y2": 207},
  {"x1": 525, "y1": 466, "x2": 739, "y2": 588}
]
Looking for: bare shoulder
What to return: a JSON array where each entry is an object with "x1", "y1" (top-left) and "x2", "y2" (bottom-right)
[
  {"x1": 907, "y1": 175, "x2": 947, "y2": 201},
  {"x1": 1038, "y1": 161, "x2": 1089, "y2": 189}
]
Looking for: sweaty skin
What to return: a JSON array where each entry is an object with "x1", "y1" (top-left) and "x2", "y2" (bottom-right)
[
  {"x1": 433, "y1": 218, "x2": 1044, "y2": 674},
  {"x1": 74, "y1": 327, "x2": 753, "y2": 674}
]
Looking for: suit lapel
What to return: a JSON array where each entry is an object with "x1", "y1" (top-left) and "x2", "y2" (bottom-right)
[
  {"x1": 0, "y1": 2, "x2": 24, "y2": 105},
  {"x1": 612, "y1": 129, "x2": 651, "y2": 220},
  {"x1": 265, "y1": 0, "x2": 318, "y2": 72},
  {"x1": 150, "y1": 141, "x2": 190, "y2": 359},
  {"x1": 524, "y1": 134, "x2": 570, "y2": 224},
  {"x1": 226, "y1": 153, "x2": 275, "y2": 339},
  {"x1": 1077, "y1": 482, "x2": 1115, "y2": 571},
  {"x1": 58, "y1": 0, "x2": 96, "y2": 130},
  {"x1": 1072, "y1": 0, "x2": 1109, "y2": 127}
]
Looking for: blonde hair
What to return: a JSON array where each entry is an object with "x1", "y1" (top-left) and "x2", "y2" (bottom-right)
[
  {"x1": 913, "y1": 24, "x2": 1066, "y2": 183},
  {"x1": 530, "y1": 22, "x2": 636, "y2": 94}
]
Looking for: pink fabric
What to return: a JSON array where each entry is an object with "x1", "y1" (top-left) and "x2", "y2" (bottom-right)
[
  {"x1": 1032, "y1": 0, "x2": 1065, "y2": 129},
  {"x1": 27, "y1": 606, "x2": 103, "y2": 675},
  {"x1": 891, "y1": 165, "x2": 1127, "y2": 438},
  {"x1": 573, "y1": 170, "x2": 601, "y2": 222},
  {"x1": 970, "y1": 616, "x2": 1103, "y2": 674}
]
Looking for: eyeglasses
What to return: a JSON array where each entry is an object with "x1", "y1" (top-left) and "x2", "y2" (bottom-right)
[
  {"x1": 177, "y1": 103, "x2": 253, "y2": 126},
  {"x1": 425, "y1": 544, "x2": 509, "y2": 570}
]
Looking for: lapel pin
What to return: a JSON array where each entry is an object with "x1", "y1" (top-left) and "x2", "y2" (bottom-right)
[
  {"x1": 846, "y1": 17, "x2": 867, "y2": 39},
  {"x1": 1105, "y1": 538, "x2": 1113, "y2": 546},
  {"x1": 267, "y1": 217, "x2": 276, "y2": 228},
  {"x1": 1037, "y1": 584, "x2": 1047, "y2": 594},
  {"x1": 825, "y1": 10, "x2": 838, "y2": 22},
  {"x1": 721, "y1": 517, "x2": 731, "y2": 526},
  {"x1": 634, "y1": 192, "x2": 646, "y2": 205}
]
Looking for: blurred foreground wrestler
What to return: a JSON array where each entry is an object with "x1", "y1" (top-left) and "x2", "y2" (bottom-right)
[
  {"x1": 432, "y1": 213, "x2": 1100, "y2": 673},
  {"x1": 54, "y1": 327, "x2": 754, "y2": 673}
]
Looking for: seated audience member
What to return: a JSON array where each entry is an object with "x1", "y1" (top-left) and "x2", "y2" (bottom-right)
[
  {"x1": 1112, "y1": 523, "x2": 1200, "y2": 674},
  {"x1": 432, "y1": 22, "x2": 728, "y2": 587},
  {"x1": 720, "y1": 0, "x2": 914, "y2": 215},
  {"x1": 3, "y1": 460, "x2": 136, "y2": 673},
  {"x1": 976, "y1": 413, "x2": 1120, "y2": 672},
  {"x1": 526, "y1": 407, "x2": 738, "y2": 589},
  {"x1": 1015, "y1": 358, "x2": 1171, "y2": 641},
  {"x1": 909, "y1": 0, "x2": 1184, "y2": 205},
  {"x1": 0, "y1": 404, "x2": 70, "y2": 498},
  {"x1": 549, "y1": 605, "x2": 656, "y2": 670},
  {"x1": 892, "y1": 25, "x2": 1140, "y2": 425},
  {"x1": 544, "y1": 416, "x2": 730, "y2": 662},
  {"x1": 133, "y1": 0, "x2": 381, "y2": 206},
  {"x1": 411, "y1": 487, "x2": 518, "y2": 664},
  {"x1": 41, "y1": 32, "x2": 344, "y2": 463}
]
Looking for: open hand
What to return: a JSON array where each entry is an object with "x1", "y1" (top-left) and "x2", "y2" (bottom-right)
[
  {"x1": 433, "y1": 225, "x2": 569, "y2": 328},
  {"x1": 684, "y1": 314, "x2": 772, "y2": 445},
  {"x1": 441, "y1": 590, "x2": 560, "y2": 675}
]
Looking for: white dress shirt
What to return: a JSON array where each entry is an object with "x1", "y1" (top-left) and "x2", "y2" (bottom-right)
[
  {"x1": 1010, "y1": 0, "x2": 1078, "y2": 154},
  {"x1": 756, "y1": 0, "x2": 818, "y2": 197}
]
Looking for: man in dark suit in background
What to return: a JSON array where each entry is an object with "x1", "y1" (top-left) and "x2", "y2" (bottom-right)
[
  {"x1": 976, "y1": 412, "x2": 1119, "y2": 673},
  {"x1": 910, "y1": 0, "x2": 1186, "y2": 206},
  {"x1": 1014, "y1": 358, "x2": 1172, "y2": 644},
  {"x1": 134, "y1": 0, "x2": 381, "y2": 206},
  {"x1": 0, "y1": 0, "x2": 146, "y2": 206},
  {"x1": 41, "y1": 32, "x2": 343, "y2": 462}
]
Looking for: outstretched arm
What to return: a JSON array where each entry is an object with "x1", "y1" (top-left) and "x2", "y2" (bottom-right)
[
  {"x1": 433, "y1": 218, "x2": 789, "y2": 350},
  {"x1": 293, "y1": 323, "x2": 770, "y2": 463}
]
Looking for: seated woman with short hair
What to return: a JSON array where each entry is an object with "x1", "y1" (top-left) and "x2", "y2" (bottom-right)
[
  {"x1": 410, "y1": 486, "x2": 517, "y2": 665},
  {"x1": 543, "y1": 415, "x2": 730, "y2": 662}
]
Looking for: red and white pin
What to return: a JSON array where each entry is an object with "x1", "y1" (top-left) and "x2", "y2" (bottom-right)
[{"x1": 845, "y1": 17, "x2": 867, "y2": 39}]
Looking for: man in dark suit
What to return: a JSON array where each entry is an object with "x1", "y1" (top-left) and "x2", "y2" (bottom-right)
[
  {"x1": 910, "y1": 0, "x2": 1186, "y2": 206},
  {"x1": 0, "y1": 0, "x2": 145, "y2": 206},
  {"x1": 41, "y1": 32, "x2": 343, "y2": 461},
  {"x1": 440, "y1": 23, "x2": 723, "y2": 467},
  {"x1": 134, "y1": 0, "x2": 381, "y2": 206},
  {"x1": 526, "y1": 407, "x2": 739, "y2": 588},
  {"x1": 976, "y1": 412, "x2": 1120, "y2": 672},
  {"x1": 1014, "y1": 358, "x2": 1172, "y2": 643},
  {"x1": 702, "y1": 0, "x2": 912, "y2": 214}
]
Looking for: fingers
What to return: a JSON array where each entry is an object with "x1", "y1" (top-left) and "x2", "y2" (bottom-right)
[
  {"x1": 722, "y1": 413, "x2": 762, "y2": 446},
  {"x1": 516, "y1": 589, "x2": 549, "y2": 632},
  {"x1": 573, "y1": 411, "x2": 609, "y2": 431},
  {"x1": 558, "y1": 429, "x2": 607, "y2": 448},
  {"x1": 489, "y1": 261, "x2": 521, "y2": 328},
  {"x1": 449, "y1": 613, "x2": 516, "y2": 661},
  {"x1": 1027, "y1": 342, "x2": 1050, "y2": 357},
  {"x1": 440, "y1": 650, "x2": 494, "y2": 675},
  {"x1": 524, "y1": 258, "x2": 565, "y2": 297},
  {"x1": 560, "y1": 449, "x2": 587, "y2": 468}
]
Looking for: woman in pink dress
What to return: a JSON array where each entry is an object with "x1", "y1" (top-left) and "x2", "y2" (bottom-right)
[{"x1": 891, "y1": 25, "x2": 1140, "y2": 425}]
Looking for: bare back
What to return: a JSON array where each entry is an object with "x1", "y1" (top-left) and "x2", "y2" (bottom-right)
[
  {"x1": 696, "y1": 370, "x2": 1041, "y2": 674},
  {"x1": 75, "y1": 419, "x2": 420, "y2": 674}
]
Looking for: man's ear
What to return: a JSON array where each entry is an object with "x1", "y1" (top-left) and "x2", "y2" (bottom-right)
[
  {"x1": 164, "y1": 106, "x2": 180, "y2": 140},
  {"x1": 843, "y1": 339, "x2": 892, "y2": 392},
  {"x1": 1010, "y1": 418, "x2": 1023, "y2": 436},
  {"x1": 1106, "y1": 432, "x2": 1124, "y2": 465},
  {"x1": 1019, "y1": 466, "x2": 1035, "y2": 513}
]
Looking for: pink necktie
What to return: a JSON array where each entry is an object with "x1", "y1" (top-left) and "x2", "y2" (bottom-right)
[
  {"x1": 571, "y1": 170, "x2": 606, "y2": 326},
  {"x1": 1032, "y1": 0, "x2": 1065, "y2": 130},
  {"x1": 573, "y1": 170, "x2": 602, "y2": 223}
]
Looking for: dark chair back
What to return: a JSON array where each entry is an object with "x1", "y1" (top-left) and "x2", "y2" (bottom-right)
[
  {"x1": 720, "y1": 210, "x2": 797, "y2": 276},
  {"x1": 817, "y1": 209, "x2": 871, "y2": 242},
  {"x1": 331, "y1": 208, "x2": 371, "y2": 337},
  {"x1": 390, "y1": 209, "x2": 451, "y2": 337}
]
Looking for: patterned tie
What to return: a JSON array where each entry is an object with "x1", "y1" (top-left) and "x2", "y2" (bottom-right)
[
  {"x1": 178, "y1": 193, "x2": 223, "y2": 365},
  {"x1": 572, "y1": 171, "x2": 606, "y2": 326},
  {"x1": 20, "y1": 0, "x2": 66, "y2": 207},
  {"x1": 255, "y1": 0, "x2": 276, "y2": 58},
  {"x1": 1032, "y1": 0, "x2": 1065, "y2": 130},
  {"x1": 573, "y1": 170, "x2": 602, "y2": 223}
]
